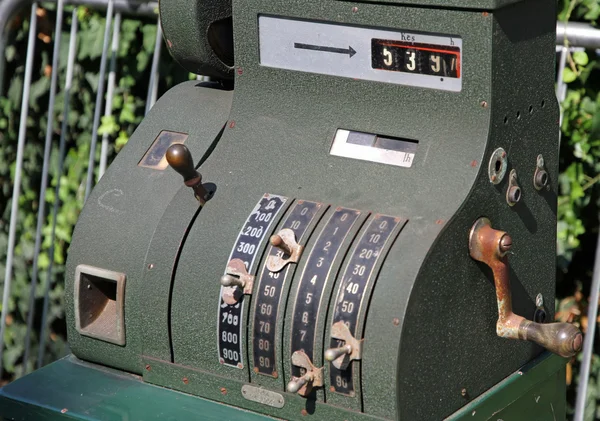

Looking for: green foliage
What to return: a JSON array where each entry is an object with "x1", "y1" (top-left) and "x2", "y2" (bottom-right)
[
  {"x1": 0, "y1": 4, "x2": 187, "y2": 382},
  {"x1": 558, "y1": 1, "x2": 600, "y2": 419}
]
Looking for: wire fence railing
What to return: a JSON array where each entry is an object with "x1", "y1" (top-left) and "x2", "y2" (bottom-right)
[
  {"x1": 0, "y1": 0, "x2": 164, "y2": 379},
  {"x1": 0, "y1": 3, "x2": 598, "y2": 419}
]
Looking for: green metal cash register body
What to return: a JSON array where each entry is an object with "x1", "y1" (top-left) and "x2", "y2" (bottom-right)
[{"x1": 0, "y1": 0, "x2": 582, "y2": 420}]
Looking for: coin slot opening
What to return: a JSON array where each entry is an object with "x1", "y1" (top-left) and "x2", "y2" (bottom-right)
[{"x1": 75, "y1": 265, "x2": 126, "y2": 346}]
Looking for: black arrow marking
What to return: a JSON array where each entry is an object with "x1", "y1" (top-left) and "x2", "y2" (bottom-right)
[{"x1": 294, "y1": 43, "x2": 356, "y2": 58}]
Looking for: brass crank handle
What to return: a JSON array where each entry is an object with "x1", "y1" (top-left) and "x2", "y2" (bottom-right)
[{"x1": 469, "y1": 218, "x2": 582, "y2": 358}]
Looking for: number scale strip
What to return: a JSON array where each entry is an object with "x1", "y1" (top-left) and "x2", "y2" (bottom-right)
[
  {"x1": 290, "y1": 208, "x2": 363, "y2": 378},
  {"x1": 252, "y1": 201, "x2": 324, "y2": 377},
  {"x1": 329, "y1": 214, "x2": 405, "y2": 395},
  {"x1": 217, "y1": 194, "x2": 288, "y2": 368}
]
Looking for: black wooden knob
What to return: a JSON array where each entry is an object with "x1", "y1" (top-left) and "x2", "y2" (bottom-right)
[{"x1": 166, "y1": 144, "x2": 198, "y2": 182}]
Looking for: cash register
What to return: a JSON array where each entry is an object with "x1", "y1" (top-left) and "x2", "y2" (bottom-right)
[{"x1": 0, "y1": 0, "x2": 581, "y2": 419}]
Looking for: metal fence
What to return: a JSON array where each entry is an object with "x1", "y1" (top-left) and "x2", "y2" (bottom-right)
[
  {"x1": 0, "y1": 0, "x2": 163, "y2": 378},
  {"x1": 0, "y1": 3, "x2": 598, "y2": 420}
]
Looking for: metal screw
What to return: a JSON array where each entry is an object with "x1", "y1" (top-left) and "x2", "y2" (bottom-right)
[
  {"x1": 352, "y1": 6, "x2": 358, "y2": 12},
  {"x1": 147, "y1": 263, "x2": 154, "y2": 269},
  {"x1": 461, "y1": 388, "x2": 468, "y2": 397},
  {"x1": 183, "y1": 377, "x2": 189, "y2": 385},
  {"x1": 535, "y1": 293, "x2": 544, "y2": 307},
  {"x1": 393, "y1": 318, "x2": 400, "y2": 326},
  {"x1": 480, "y1": 100, "x2": 488, "y2": 108},
  {"x1": 145, "y1": 364, "x2": 151, "y2": 371},
  {"x1": 301, "y1": 409, "x2": 308, "y2": 416},
  {"x1": 220, "y1": 387, "x2": 227, "y2": 395}
]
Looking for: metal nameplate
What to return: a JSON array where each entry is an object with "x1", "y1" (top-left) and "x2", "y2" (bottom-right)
[
  {"x1": 329, "y1": 215, "x2": 406, "y2": 396},
  {"x1": 290, "y1": 208, "x2": 362, "y2": 378},
  {"x1": 217, "y1": 194, "x2": 288, "y2": 368},
  {"x1": 241, "y1": 385, "x2": 285, "y2": 408},
  {"x1": 331, "y1": 129, "x2": 417, "y2": 168},
  {"x1": 252, "y1": 201, "x2": 324, "y2": 377},
  {"x1": 259, "y1": 16, "x2": 462, "y2": 92}
]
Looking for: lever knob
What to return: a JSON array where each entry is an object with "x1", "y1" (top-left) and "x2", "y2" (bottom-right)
[
  {"x1": 519, "y1": 320, "x2": 583, "y2": 358},
  {"x1": 287, "y1": 373, "x2": 312, "y2": 394},
  {"x1": 220, "y1": 274, "x2": 245, "y2": 289},
  {"x1": 288, "y1": 350, "x2": 323, "y2": 396},
  {"x1": 469, "y1": 218, "x2": 583, "y2": 358},
  {"x1": 270, "y1": 234, "x2": 293, "y2": 255},
  {"x1": 324, "y1": 344, "x2": 352, "y2": 362},
  {"x1": 166, "y1": 144, "x2": 209, "y2": 204},
  {"x1": 266, "y1": 229, "x2": 304, "y2": 273}
]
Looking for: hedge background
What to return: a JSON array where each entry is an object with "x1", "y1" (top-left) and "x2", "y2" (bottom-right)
[{"x1": 0, "y1": 1, "x2": 598, "y2": 419}]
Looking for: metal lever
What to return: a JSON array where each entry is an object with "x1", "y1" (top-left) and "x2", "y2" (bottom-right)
[
  {"x1": 469, "y1": 218, "x2": 582, "y2": 358},
  {"x1": 287, "y1": 351, "x2": 323, "y2": 396},
  {"x1": 324, "y1": 321, "x2": 362, "y2": 370},
  {"x1": 166, "y1": 144, "x2": 210, "y2": 205},
  {"x1": 266, "y1": 228, "x2": 303, "y2": 272},
  {"x1": 220, "y1": 259, "x2": 255, "y2": 305}
]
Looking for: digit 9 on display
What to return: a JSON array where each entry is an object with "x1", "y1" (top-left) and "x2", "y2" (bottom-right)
[{"x1": 371, "y1": 39, "x2": 461, "y2": 78}]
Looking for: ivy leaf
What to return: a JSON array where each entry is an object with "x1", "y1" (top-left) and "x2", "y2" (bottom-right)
[
  {"x1": 563, "y1": 67, "x2": 577, "y2": 83},
  {"x1": 573, "y1": 51, "x2": 589, "y2": 66}
]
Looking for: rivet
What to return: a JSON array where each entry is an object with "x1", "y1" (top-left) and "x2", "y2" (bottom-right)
[
  {"x1": 482, "y1": 11, "x2": 489, "y2": 16},
  {"x1": 183, "y1": 377, "x2": 189, "y2": 384},
  {"x1": 253, "y1": 367, "x2": 259, "y2": 373},
  {"x1": 273, "y1": 371, "x2": 278, "y2": 379},
  {"x1": 436, "y1": 219, "x2": 444, "y2": 225},
  {"x1": 471, "y1": 160, "x2": 478, "y2": 168},
  {"x1": 461, "y1": 388, "x2": 468, "y2": 397},
  {"x1": 507, "y1": 185, "x2": 521, "y2": 205},
  {"x1": 229, "y1": 120, "x2": 236, "y2": 129},
  {"x1": 237, "y1": 67, "x2": 243, "y2": 75},
  {"x1": 393, "y1": 318, "x2": 400, "y2": 326},
  {"x1": 352, "y1": 6, "x2": 358, "y2": 12},
  {"x1": 221, "y1": 387, "x2": 227, "y2": 395},
  {"x1": 480, "y1": 100, "x2": 488, "y2": 108},
  {"x1": 330, "y1": 386, "x2": 336, "y2": 392},
  {"x1": 145, "y1": 364, "x2": 151, "y2": 371},
  {"x1": 491, "y1": 174, "x2": 497, "y2": 182},
  {"x1": 147, "y1": 263, "x2": 154, "y2": 269},
  {"x1": 301, "y1": 409, "x2": 308, "y2": 416},
  {"x1": 61, "y1": 409, "x2": 68, "y2": 414}
]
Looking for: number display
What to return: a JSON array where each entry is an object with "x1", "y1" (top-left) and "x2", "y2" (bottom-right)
[
  {"x1": 371, "y1": 39, "x2": 460, "y2": 78},
  {"x1": 290, "y1": 208, "x2": 362, "y2": 379},
  {"x1": 252, "y1": 201, "x2": 323, "y2": 377},
  {"x1": 328, "y1": 215, "x2": 405, "y2": 396},
  {"x1": 217, "y1": 194, "x2": 287, "y2": 368}
]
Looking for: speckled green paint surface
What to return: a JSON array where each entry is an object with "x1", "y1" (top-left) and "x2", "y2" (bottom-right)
[{"x1": 64, "y1": 0, "x2": 563, "y2": 420}]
